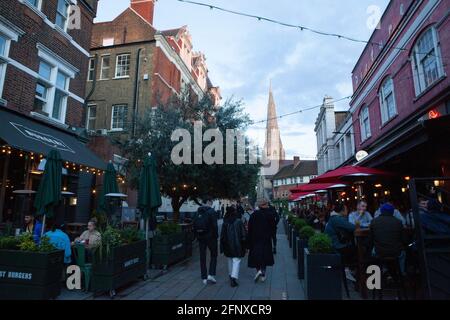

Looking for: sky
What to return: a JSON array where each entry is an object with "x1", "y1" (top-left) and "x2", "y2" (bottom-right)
[{"x1": 96, "y1": 0, "x2": 390, "y2": 159}]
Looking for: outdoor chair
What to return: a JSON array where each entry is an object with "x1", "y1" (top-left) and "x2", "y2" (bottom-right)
[
  {"x1": 371, "y1": 256, "x2": 407, "y2": 300},
  {"x1": 73, "y1": 244, "x2": 93, "y2": 292}
]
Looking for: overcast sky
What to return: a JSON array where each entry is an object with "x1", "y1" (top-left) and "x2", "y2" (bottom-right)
[{"x1": 96, "y1": 0, "x2": 390, "y2": 159}]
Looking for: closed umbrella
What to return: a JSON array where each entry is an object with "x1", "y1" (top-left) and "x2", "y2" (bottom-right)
[
  {"x1": 138, "y1": 153, "x2": 162, "y2": 275},
  {"x1": 99, "y1": 162, "x2": 119, "y2": 217},
  {"x1": 34, "y1": 149, "x2": 62, "y2": 237}
]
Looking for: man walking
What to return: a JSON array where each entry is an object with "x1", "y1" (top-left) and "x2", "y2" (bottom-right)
[{"x1": 193, "y1": 199, "x2": 219, "y2": 285}]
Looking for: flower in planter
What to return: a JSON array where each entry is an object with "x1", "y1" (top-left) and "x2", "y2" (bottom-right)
[
  {"x1": 299, "y1": 226, "x2": 316, "y2": 240},
  {"x1": 308, "y1": 233, "x2": 333, "y2": 254}
]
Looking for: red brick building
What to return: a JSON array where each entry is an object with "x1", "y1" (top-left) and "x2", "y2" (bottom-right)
[
  {"x1": 350, "y1": 0, "x2": 450, "y2": 178},
  {"x1": 0, "y1": 0, "x2": 103, "y2": 224}
]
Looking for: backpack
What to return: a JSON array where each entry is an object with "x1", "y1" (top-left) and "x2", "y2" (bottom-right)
[{"x1": 193, "y1": 207, "x2": 210, "y2": 235}]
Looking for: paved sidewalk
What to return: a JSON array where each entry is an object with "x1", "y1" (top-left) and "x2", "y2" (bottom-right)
[{"x1": 88, "y1": 226, "x2": 306, "y2": 300}]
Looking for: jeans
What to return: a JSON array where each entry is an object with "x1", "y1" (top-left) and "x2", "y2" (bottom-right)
[
  {"x1": 227, "y1": 257, "x2": 241, "y2": 279},
  {"x1": 199, "y1": 238, "x2": 218, "y2": 280}
]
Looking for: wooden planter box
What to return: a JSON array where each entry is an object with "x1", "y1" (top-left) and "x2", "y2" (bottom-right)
[
  {"x1": 304, "y1": 248, "x2": 342, "y2": 300},
  {"x1": 292, "y1": 230, "x2": 299, "y2": 259},
  {"x1": 288, "y1": 225, "x2": 293, "y2": 248},
  {"x1": 92, "y1": 240, "x2": 146, "y2": 295},
  {"x1": 151, "y1": 232, "x2": 185, "y2": 269},
  {"x1": 0, "y1": 249, "x2": 64, "y2": 300},
  {"x1": 297, "y1": 238, "x2": 308, "y2": 279}
]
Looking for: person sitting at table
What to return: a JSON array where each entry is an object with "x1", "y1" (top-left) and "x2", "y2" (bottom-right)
[
  {"x1": 370, "y1": 203, "x2": 408, "y2": 274},
  {"x1": 419, "y1": 199, "x2": 450, "y2": 235},
  {"x1": 349, "y1": 200, "x2": 373, "y2": 228},
  {"x1": 325, "y1": 203, "x2": 357, "y2": 265},
  {"x1": 374, "y1": 198, "x2": 406, "y2": 226},
  {"x1": 74, "y1": 218, "x2": 101, "y2": 249},
  {"x1": 24, "y1": 214, "x2": 42, "y2": 244},
  {"x1": 44, "y1": 219, "x2": 72, "y2": 264}
]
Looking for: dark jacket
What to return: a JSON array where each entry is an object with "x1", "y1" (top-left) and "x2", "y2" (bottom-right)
[
  {"x1": 220, "y1": 216, "x2": 246, "y2": 258},
  {"x1": 195, "y1": 206, "x2": 219, "y2": 240},
  {"x1": 324, "y1": 212, "x2": 356, "y2": 250},
  {"x1": 247, "y1": 207, "x2": 275, "y2": 268},
  {"x1": 370, "y1": 213, "x2": 407, "y2": 258}
]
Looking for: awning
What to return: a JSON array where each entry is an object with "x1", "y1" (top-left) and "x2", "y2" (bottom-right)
[
  {"x1": 310, "y1": 166, "x2": 394, "y2": 184},
  {"x1": 0, "y1": 108, "x2": 106, "y2": 170},
  {"x1": 291, "y1": 182, "x2": 348, "y2": 194}
]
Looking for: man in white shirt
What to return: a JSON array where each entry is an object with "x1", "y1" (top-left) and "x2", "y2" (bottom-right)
[{"x1": 349, "y1": 201, "x2": 373, "y2": 228}]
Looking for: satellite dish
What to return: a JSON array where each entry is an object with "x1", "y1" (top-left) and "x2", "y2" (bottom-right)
[{"x1": 355, "y1": 150, "x2": 369, "y2": 162}]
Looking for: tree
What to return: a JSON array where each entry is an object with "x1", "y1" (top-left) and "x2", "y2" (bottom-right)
[{"x1": 116, "y1": 93, "x2": 260, "y2": 221}]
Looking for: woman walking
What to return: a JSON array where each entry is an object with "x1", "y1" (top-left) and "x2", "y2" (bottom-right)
[
  {"x1": 247, "y1": 199, "x2": 276, "y2": 282},
  {"x1": 220, "y1": 206, "x2": 247, "y2": 287}
]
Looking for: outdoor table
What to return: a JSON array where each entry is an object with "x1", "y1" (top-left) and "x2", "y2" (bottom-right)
[
  {"x1": 66, "y1": 223, "x2": 87, "y2": 241},
  {"x1": 354, "y1": 228, "x2": 371, "y2": 299}
]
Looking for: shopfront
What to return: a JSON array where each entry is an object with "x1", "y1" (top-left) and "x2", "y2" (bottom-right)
[{"x1": 0, "y1": 108, "x2": 106, "y2": 226}]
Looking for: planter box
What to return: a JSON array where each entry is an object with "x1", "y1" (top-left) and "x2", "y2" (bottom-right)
[
  {"x1": 297, "y1": 238, "x2": 309, "y2": 279},
  {"x1": 288, "y1": 225, "x2": 293, "y2": 248},
  {"x1": 179, "y1": 224, "x2": 194, "y2": 259},
  {"x1": 92, "y1": 240, "x2": 146, "y2": 294},
  {"x1": 0, "y1": 249, "x2": 64, "y2": 300},
  {"x1": 304, "y1": 248, "x2": 342, "y2": 300},
  {"x1": 292, "y1": 231, "x2": 299, "y2": 259},
  {"x1": 151, "y1": 232, "x2": 185, "y2": 268}
]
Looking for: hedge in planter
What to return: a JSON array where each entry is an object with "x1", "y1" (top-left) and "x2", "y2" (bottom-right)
[
  {"x1": 151, "y1": 222, "x2": 185, "y2": 269},
  {"x1": 304, "y1": 233, "x2": 342, "y2": 300},
  {"x1": 0, "y1": 234, "x2": 64, "y2": 300},
  {"x1": 297, "y1": 226, "x2": 316, "y2": 280},
  {"x1": 91, "y1": 227, "x2": 146, "y2": 297}
]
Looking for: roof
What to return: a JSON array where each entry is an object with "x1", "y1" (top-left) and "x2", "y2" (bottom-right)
[
  {"x1": 160, "y1": 27, "x2": 184, "y2": 38},
  {"x1": 272, "y1": 160, "x2": 318, "y2": 180}
]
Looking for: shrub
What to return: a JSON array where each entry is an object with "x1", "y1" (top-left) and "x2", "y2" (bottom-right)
[
  {"x1": 0, "y1": 236, "x2": 20, "y2": 250},
  {"x1": 287, "y1": 214, "x2": 295, "y2": 224},
  {"x1": 157, "y1": 222, "x2": 181, "y2": 236},
  {"x1": 120, "y1": 227, "x2": 143, "y2": 244},
  {"x1": 293, "y1": 218, "x2": 307, "y2": 231},
  {"x1": 308, "y1": 233, "x2": 333, "y2": 254},
  {"x1": 299, "y1": 226, "x2": 316, "y2": 239},
  {"x1": 17, "y1": 233, "x2": 38, "y2": 252},
  {"x1": 38, "y1": 236, "x2": 57, "y2": 253}
]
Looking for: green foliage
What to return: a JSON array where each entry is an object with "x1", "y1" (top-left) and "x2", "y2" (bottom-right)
[
  {"x1": 293, "y1": 218, "x2": 307, "y2": 231},
  {"x1": 91, "y1": 210, "x2": 107, "y2": 231},
  {"x1": 157, "y1": 222, "x2": 182, "y2": 236},
  {"x1": 38, "y1": 236, "x2": 57, "y2": 253},
  {"x1": 0, "y1": 236, "x2": 20, "y2": 250},
  {"x1": 120, "y1": 227, "x2": 143, "y2": 244},
  {"x1": 299, "y1": 226, "x2": 316, "y2": 239},
  {"x1": 308, "y1": 233, "x2": 333, "y2": 254},
  {"x1": 17, "y1": 233, "x2": 38, "y2": 252},
  {"x1": 287, "y1": 214, "x2": 295, "y2": 224}
]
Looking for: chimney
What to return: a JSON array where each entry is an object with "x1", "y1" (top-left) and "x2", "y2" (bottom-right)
[
  {"x1": 131, "y1": 0, "x2": 156, "y2": 25},
  {"x1": 293, "y1": 156, "x2": 300, "y2": 167}
]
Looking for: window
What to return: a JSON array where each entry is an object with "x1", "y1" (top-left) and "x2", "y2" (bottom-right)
[
  {"x1": 411, "y1": 27, "x2": 445, "y2": 95},
  {"x1": 26, "y1": 0, "x2": 41, "y2": 9},
  {"x1": 100, "y1": 55, "x2": 110, "y2": 80},
  {"x1": 379, "y1": 77, "x2": 397, "y2": 124},
  {"x1": 359, "y1": 105, "x2": 371, "y2": 142},
  {"x1": 87, "y1": 58, "x2": 95, "y2": 81},
  {"x1": 55, "y1": 0, "x2": 70, "y2": 31},
  {"x1": 0, "y1": 34, "x2": 11, "y2": 99},
  {"x1": 111, "y1": 105, "x2": 128, "y2": 131},
  {"x1": 34, "y1": 60, "x2": 70, "y2": 122},
  {"x1": 115, "y1": 54, "x2": 130, "y2": 78},
  {"x1": 86, "y1": 105, "x2": 97, "y2": 130}
]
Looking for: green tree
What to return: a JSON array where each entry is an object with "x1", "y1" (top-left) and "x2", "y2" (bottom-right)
[{"x1": 116, "y1": 93, "x2": 260, "y2": 221}]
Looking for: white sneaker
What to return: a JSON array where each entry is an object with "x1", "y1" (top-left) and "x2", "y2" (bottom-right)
[
  {"x1": 202, "y1": 279, "x2": 208, "y2": 285},
  {"x1": 254, "y1": 271, "x2": 262, "y2": 283},
  {"x1": 260, "y1": 276, "x2": 266, "y2": 282},
  {"x1": 345, "y1": 268, "x2": 356, "y2": 282},
  {"x1": 207, "y1": 275, "x2": 217, "y2": 284}
]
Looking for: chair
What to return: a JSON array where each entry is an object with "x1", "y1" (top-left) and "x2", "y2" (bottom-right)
[
  {"x1": 371, "y1": 256, "x2": 407, "y2": 300},
  {"x1": 73, "y1": 244, "x2": 93, "y2": 291}
]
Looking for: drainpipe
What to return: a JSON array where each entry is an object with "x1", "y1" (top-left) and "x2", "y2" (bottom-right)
[{"x1": 132, "y1": 48, "x2": 143, "y2": 138}]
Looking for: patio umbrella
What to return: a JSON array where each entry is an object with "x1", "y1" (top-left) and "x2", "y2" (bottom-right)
[
  {"x1": 310, "y1": 166, "x2": 394, "y2": 184},
  {"x1": 138, "y1": 153, "x2": 162, "y2": 275},
  {"x1": 33, "y1": 149, "x2": 62, "y2": 237},
  {"x1": 98, "y1": 162, "x2": 119, "y2": 216}
]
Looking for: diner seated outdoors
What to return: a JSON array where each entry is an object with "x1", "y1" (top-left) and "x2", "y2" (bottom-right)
[
  {"x1": 23, "y1": 214, "x2": 42, "y2": 244},
  {"x1": 44, "y1": 219, "x2": 72, "y2": 264},
  {"x1": 348, "y1": 201, "x2": 373, "y2": 228},
  {"x1": 74, "y1": 218, "x2": 102, "y2": 249}
]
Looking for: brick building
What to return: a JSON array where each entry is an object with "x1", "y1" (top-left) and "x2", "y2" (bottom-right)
[
  {"x1": 0, "y1": 0, "x2": 103, "y2": 225},
  {"x1": 349, "y1": 0, "x2": 450, "y2": 178}
]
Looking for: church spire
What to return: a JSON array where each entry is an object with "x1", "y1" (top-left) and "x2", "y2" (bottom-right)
[{"x1": 264, "y1": 83, "x2": 285, "y2": 161}]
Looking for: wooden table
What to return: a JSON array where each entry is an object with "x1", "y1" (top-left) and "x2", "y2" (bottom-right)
[{"x1": 354, "y1": 228, "x2": 371, "y2": 299}]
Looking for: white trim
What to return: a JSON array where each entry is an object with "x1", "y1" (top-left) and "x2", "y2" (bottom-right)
[
  {"x1": 154, "y1": 73, "x2": 178, "y2": 95},
  {"x1": 99, "y1": 54, "x2": 111, "y2": 80},
  {"x1": 37, "y1": 43, "x2": 79, "y2": 78},
  {"x1": 114, "y1": 53, "x2": 131, "y2": 78},
  {"x1": 379, "y1": 77, "x2": 398, "y2": 124}
]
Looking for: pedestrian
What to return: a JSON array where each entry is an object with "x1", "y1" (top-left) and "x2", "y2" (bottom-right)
[
  {"x1": 193, "y1": 198, "x2": 219, "y2": 285},
  {"x1": 268, "y1": 204, "x2": 280, "y2": 254},
  {"x1": 236, "y1": 201, "x2": 245, "y2": 219},
  {"x1": 247, "y1": 198, "x2": 275, "y2": 283},
  {"x1": 220, "y1": 206, "x2": 247, "y2": 287}
]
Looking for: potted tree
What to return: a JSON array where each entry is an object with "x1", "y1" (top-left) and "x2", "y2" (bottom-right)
[
  {"x1": 0, "y1": 234, "x2": 64, "y2": 300},
  {"x1": 304, "y1": 233, "x2": 342, "y2": 300},
  {"x1": 297, "y1": 226, "x2": 315, "y2": 279},
  {"x1": 151, "y1": 222, "x2": 185, "y2": 269},
  {"x1": 91, "y1": 226, "x2": 147, "y2": 298},
  {"x1": 292, "y1": 218, "x2": 307, "y2": 259}
]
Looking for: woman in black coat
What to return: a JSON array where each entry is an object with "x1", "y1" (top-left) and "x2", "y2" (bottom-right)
[
  {"x1": 220, "y1": 206, "x2": 247, "y2": 287},
  {"x1": 247, "y1": 199, "x2": 275, "y2": 282}
]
